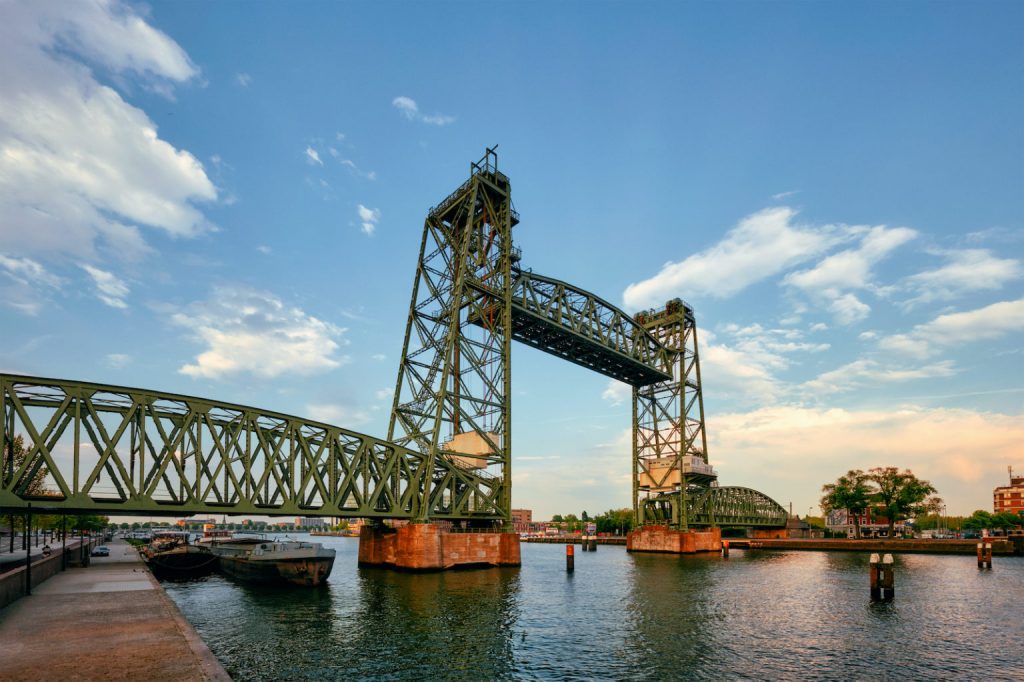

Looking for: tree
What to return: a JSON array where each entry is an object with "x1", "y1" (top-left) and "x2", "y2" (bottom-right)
[
  {"x1": 551, "y1": 515, "x2": 563, "y2": 523},
  {"x1": 868, "y1": 467, "x2": 937, "y2": 538},
  {"x1": 820, "y1": 469, "x2": 872, "y2": 539}
]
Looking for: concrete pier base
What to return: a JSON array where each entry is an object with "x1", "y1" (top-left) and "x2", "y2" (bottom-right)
[
  {"x1": 358, "y1": 524, "x2": 521, "y2": 570},
  {"x1": 626, "y1": 525, "x2": 722, "y2": 554}
]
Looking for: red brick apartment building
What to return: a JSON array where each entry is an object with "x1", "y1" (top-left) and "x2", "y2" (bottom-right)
[{"x1": 994, "y1": 470, "x2": 1024, "y2": 514}]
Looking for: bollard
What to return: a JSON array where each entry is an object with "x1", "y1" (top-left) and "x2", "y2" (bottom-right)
[
  {"x1": 566, "y1": 544, "x2": 574, "y2": 572},
  {"x1": 589, "y1": 537, "x2": 597, "y2": 551},
  {"x1": 880, "y1": 554, "x2": 895, "y2": 601},
  {"x1": 977, "y1": 542, "x2": 993, "y2": 569},
  {"x1": 869, "y1": 553, "x2": 881, "y2": 601},
  {"x1": 721, "y1": 540, "x2": 730, "y2": 558}
]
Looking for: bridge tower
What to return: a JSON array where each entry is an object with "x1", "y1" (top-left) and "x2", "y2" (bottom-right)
[
  {"x1": 631, "y1": 298, "x2": 713, "y2": 531},
  {"x1": 387, "y1": 147, "x2": 517, "y2": 526}
]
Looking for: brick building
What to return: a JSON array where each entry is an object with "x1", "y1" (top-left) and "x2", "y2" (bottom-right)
[
  {"x1": 511, "y1": 509, "x2": 532, "y2": 532},
  {"x1": 993, "y1": 469, "x2": 1024, "y2": 514}
]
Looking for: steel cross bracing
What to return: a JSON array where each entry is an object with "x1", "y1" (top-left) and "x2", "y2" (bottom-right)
[
  {"x1": 0, "y1": 375, "x2": 503, "y2": 519},
  {"x1": 632, "y1": 298, "x2": 714, "y2": 530}
]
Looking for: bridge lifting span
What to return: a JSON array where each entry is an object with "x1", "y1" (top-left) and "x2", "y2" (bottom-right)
[{"x1": 1, "y1": 148, "x2": 786, "y2": 531}]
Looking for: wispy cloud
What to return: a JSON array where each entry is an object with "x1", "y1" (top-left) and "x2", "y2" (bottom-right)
[
  {"x1": 902, "y1": 248, "x2": 1021, "y2": 308},
  {"x1": 879, "y1": 297, "x2": 1024, "y2": 358},
  {"x1": 172, "y1": 286, "x2": 348, "y2": 379},
  {"x1": 305, "y1": 146, "x2": 323, "y2": 166},
  {"x1": 623, "y1": 207, "x2": 844, "y2": 309},
  {"x1": 103, "y1": 353, "x2": 132, "y2": 369},
  {"x1": 80, "y1": 264, "x2": 129, "y2": 309},
  {"x1": 785, "y1": 225, "x2": 917, "y2": 325},
  {"x1": 802, "y1": 358, "x2": 957, "y2": 396},
  {"x1": 306, "y1": 403, "x2": 370, "y2": 427},
  {"x1": 357, "y1": 205, "x2": 380, "y2": 236},
  {"x1": 772, "y1": 190, "x2": 800, "y2": 200},
  {"x1": 601, "y1": 380, "x2": 631, "y2": 406},
  {"x1": 235, "y1": 72, "x2": 252, "y2": 87},
  {"x1": 391, "y1": 96, "x2": 455, "y2": 126}
]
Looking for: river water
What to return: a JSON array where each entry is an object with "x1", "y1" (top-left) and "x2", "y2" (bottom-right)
[{"x1": 162, "y1": 536, "x2": 1024, "y2": 680}]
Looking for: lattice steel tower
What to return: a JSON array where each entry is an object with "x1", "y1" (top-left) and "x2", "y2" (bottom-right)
[
  {"x1": 387, "y1": 148, "x2": 517, "y2": 525},
  {"x1": 632, "y1": 298, "x2": 714, "y2": 530}
]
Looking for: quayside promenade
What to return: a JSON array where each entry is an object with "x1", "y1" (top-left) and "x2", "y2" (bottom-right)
[{"x1": 0, "y1": 538, "x2": 228, "y2": 682}]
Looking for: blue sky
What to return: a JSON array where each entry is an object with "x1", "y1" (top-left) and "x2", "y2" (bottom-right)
[{"x1": 1, "y1": 0, "x2": 1021, "y2": 519}]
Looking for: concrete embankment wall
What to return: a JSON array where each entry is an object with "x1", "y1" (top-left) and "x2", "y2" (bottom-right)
[
  {"x1": 730, "y1": 537, "x2": 1022, "y2": 555},
  {"x1": 0, "y1": 538, "x2": 99, "y2": 609}
]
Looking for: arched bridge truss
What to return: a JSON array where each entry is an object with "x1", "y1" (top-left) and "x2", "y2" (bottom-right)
[{"x1": 1, "y1": 148, "x2": 787, "y2": 530}]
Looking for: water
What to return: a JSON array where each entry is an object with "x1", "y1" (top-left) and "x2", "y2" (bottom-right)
[{"x1": 163, "y1": 536, "x2": 1024, "y2": 680}]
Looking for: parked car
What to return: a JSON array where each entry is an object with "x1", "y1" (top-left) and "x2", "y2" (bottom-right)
[
  {"x1": 91, "y1": 546, "x2": 110, "y2": 557},
  {"x1": 962, "y1": 530, "x2": 981, "y2": 539}
]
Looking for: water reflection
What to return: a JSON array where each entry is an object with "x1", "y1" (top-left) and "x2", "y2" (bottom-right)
[{"x1": 162, "y1": 539, "x2": 1024, "y2": 680}]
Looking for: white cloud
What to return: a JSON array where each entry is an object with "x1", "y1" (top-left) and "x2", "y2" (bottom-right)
[
  {"x1": 371, "y1": 353, "x2": 387, "y2": 361},
  {"x1": 391, "y1": 96, "x2": 455, "y2": 126},
  {"x1": 623, "y1": 207, "x2": 843, "y2": 309},
  {"x1": 103, "y1": 353, "x2": 132, "y2": 369},
  {"x1": 828, "y1": 292, "x2": 871, "y2": 325},
  {"x1": 357, "y1": 205, "x2": 380, "y2": 236},
  {"x1": 784, "y1": 225, "x2": 916, "y2": 325},
  {"x1": 601, "y1": 380, "x2": 632, "y2": 406},
  {"x1": 0, "y1": 1, "x2": 215, "y2": 262},
  {"x1": 0, "y1": 255, "x2": 62, "y2": 289},
  {"x1": 772, "y1": 190, "x2": 800, "y2": 200},
  {"x1": 879, "y1": 298, "x2": 1024, "y2": 358},
  {"x1": 256, "y1": 245, "x2": 272, "y2": 254},
  {"x1": 0, "y1": 254, "x2": 63, "y2": 315},
  {"x1": 809, "y1": 322, "x2": 828, "y2": 332},
  {"x1": 903, "y1": 249, "x2": 1021, "y2": 307},
  {"x1": 802, "y1": 358, "x2": 957, "y2": 396},
  {"x1": 235, "y1": 72, "x2": 252, "y2": 87},
  {"x1": 305, "y1": 146, "x2": 323, "y2": 166},
  {"x1": 374, "y1": 387, "x2": 393, "y2": 401},
  {"x1": 306, "y1": 403, "x2": 370, "y2": 428},
  {"x1": 785, "y1": 226, "x2": 916, "y2": 292},
  {"x1": 80, "y1": 264, "x2": 129, "y2": 308},
  {"x1": 710, "y1": 405, "x2": 1024, "y2": 514},
  {"x1": 173, "y1": 286, "x2": 347, "y2": 379}
]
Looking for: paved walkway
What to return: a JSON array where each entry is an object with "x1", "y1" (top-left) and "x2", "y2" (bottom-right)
[{"x1": 0, "y1": 539, "x2": 229, "y2": 681}]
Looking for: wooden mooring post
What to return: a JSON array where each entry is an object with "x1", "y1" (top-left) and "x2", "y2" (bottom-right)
[
  {"x1": 566, "y1": 544, "x2": 574, "y2": 572},
  {"x1": 869, "y1": 553, "x2": 894, "y2": 602},
  {"x1": 977, "y1": 542, "x2": 993, "y2": 569},
  {"x1": 721, "y1": 540, "x2": 729, "y2": 558}
]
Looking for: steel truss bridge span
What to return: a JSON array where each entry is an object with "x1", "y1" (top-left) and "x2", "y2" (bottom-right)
[
  {"x1": 642, "y1": 487, "x2": 789, "y2": 528},
  {"x1": 0, "y1": 375, "x2": 503, "y2": 519}
]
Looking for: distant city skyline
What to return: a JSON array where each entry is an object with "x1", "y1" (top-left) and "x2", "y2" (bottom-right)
[{"x1": 1, "y1": 1, "x2": 1022, "y2": 519}]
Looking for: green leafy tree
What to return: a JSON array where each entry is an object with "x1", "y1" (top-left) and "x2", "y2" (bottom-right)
[
  {"x1": 992, "y1": 511, "x2": 1023, "y2": 529},
  {"x1": 551, "y1": 515, "x2": 563, "y2": 523},
  {"x1": 820, "y1": 469, "x2": 872, "y2": 539},
  {"x1": 868, "y1": 467, "x2": 938, "y2": 537}
]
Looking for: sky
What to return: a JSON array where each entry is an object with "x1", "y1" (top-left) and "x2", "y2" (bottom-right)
[{"x1": 0, "y1": 0, "x2": 1022, "y2": 521}]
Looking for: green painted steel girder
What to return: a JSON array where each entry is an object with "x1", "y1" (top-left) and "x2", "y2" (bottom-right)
[
  {"x1": 508, "y1": 271, "x2": 673, "y2": 387},
  {"x1": 0, "y1": 374, "x2": 504, "y2": 519},
  {"x1": 643, "y1": 486, "x2": 789, "y2": 528}
]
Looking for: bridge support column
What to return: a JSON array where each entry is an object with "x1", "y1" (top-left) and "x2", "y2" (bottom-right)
[
  {"x1": 626, "y1": 525, "x2": 721, "y2": 554},
  {"x1": 358, "y1": 524, "x2": 520, "y2": 571}
]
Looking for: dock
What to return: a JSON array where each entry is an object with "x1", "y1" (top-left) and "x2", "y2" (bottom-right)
[{"x1": 0, "y1": 538, "x2": 229, "y2": 681}]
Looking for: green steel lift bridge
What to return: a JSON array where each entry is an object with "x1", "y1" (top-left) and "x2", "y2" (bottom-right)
[{"x1": 1, "y1": 148, "x2": 786, "y2": 531}]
